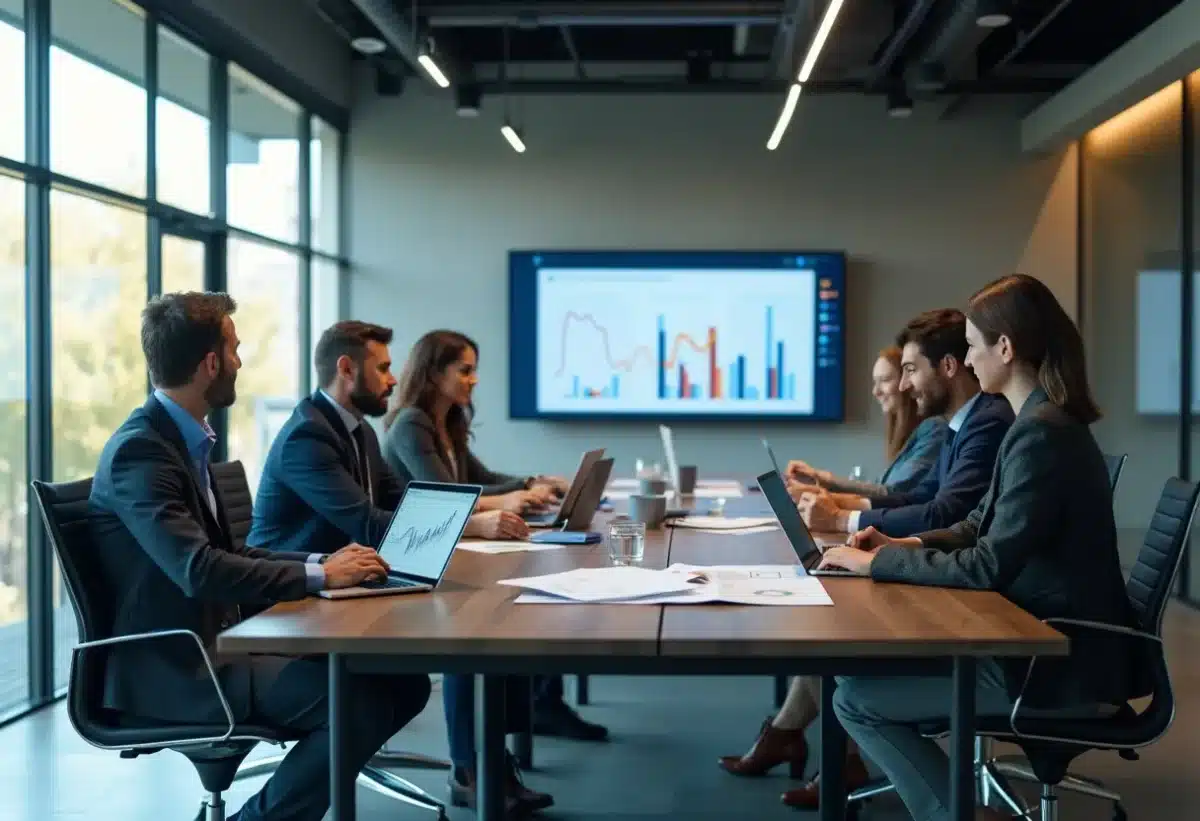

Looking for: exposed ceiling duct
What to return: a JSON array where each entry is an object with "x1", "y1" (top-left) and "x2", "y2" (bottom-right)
[
  {"x1": 423, "y1": 1, "x2": 785, "y2": 28},
  {"x1": 906, "y1": 0, "x2": 1003, "y2": 92},
  {"x1": 861, "y1": 0, "x2": 939, "y2": 91},
  {"x1": 346, "y1": 0, "x2": 473, "y2": 84}
]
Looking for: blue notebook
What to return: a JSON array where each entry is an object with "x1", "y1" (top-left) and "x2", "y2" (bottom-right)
[{"x1": 529, "y1": 530, "x2": 602, "y2": 545}]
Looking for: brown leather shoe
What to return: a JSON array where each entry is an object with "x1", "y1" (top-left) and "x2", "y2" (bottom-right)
[
  {"x1": 781, "y1": 751, "x2": 870, "y2": 809},
  {"x1": 719, "y1": 716, "x2": 809, "y2": 778}
]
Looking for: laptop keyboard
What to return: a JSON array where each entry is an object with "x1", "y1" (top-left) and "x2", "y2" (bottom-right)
[{"x1": 360, "y1": 576, "x2": 422, "y2": 590}]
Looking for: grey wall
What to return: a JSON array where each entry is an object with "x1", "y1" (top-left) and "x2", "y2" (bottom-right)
[{"x1": 347, "y1": 89, "x2": 1073, "y2": 485}]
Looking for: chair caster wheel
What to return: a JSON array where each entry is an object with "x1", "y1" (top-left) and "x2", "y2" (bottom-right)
[{"x1": 1113, "y1": 803, "x2": 1127, "y2": 821}]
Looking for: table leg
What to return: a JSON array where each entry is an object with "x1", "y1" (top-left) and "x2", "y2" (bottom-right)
[
  {"x1": 818, "y1": 675, "x2": 847, "y2": 821},
  {"x1": 950, "y1": 657, "x2": 977, "y2": 821},
  {"x1": 476, "y1": 674, "x2": 507, "y2": 821},
  {"x1": 329, "y1": 652, "x2": 355, "y2": 821},
  {"x1": 511, "y1": 677, "x2": 534, "y2": 769},
  {"x1": 774, "y1": 675, "x2": 788, "y2": 708},
  {"x1": 576, "y1": 674, "x2": 590, "y2": 705}
]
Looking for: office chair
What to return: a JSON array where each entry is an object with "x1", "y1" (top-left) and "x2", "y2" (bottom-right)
[
  {"x1": 208, "y1": 461, "x2": 450, "y2": 817},
  {"x1": 32, "y1": 477, "x2": 295, "y2": 821},
  {"x1": 979, "y1": 475, "x2": 1200, "y2": 821}
]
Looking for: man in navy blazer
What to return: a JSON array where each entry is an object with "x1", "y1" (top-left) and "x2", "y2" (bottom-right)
[
  {"x1": 88, "y1": 293, "x2": 431, "y2": 821},
  {"x1": 800, "y1": 309, "x2": 1013, "y2": 537}
]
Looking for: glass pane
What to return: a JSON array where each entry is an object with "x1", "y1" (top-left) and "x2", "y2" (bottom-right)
[
  {"x1": 311, "y1": 118, "x2": 340, "y2": 254},
  {"x1": 157, "y1": 26, "x2": 211, "y2": 215},
  {"x1": 227, "y1": 240, "x2": 300, "y2": 492},
  {"x1": 161, "y1": 234, "x2": 206, "y2": 295},
  {"x1": 0, "y1": 4, "x2": 24, "y2": 161},
  {"x1": 1190, "y1": 72, "x2": 1200, "y2": 600},
  {"x1": 51, "y1": 190, "x2": 147, "y2": 688},
  {"x1": 227, "y1": 65, "x2": 300, "y2": 242},
  {"x1": 310, "y1": 258, "x2": 341, "y2": 387},
  {"x1": 51, "y1": 0, "x2": 147, "y2": 197},
  {"x1": 0, "y1": 174, "x2": 27, "y2": 712},
  {"x1": 1084, "y1": 82, "x2": 1182, "y2": 570}
]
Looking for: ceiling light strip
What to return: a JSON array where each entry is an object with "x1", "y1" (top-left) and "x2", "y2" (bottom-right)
[{"x1": 767, "y1": 0, "x2": 848, "y2": 150}]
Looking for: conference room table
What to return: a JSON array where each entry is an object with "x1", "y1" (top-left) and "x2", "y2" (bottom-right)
[{"x1": 217, "y1": 501, "x2": 1068, "y2": 821}]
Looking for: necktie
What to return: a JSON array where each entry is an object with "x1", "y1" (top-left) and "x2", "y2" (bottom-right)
[{"x1": 351, "y1": 424, "x2": 374, "y2": 505}]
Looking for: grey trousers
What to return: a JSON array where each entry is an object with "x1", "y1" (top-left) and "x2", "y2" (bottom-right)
[{"x1": 832, "y1": 660, "x2": 1013, "y2": 821}]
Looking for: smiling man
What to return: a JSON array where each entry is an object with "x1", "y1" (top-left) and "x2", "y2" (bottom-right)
[{"x1": 799, "y1": 308, "x2": 1012, "y2": 537}]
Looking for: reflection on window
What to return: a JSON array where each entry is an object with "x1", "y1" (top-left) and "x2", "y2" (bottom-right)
[
  {"x1": 50, "y1": 0, "x2": 147, "y2": 197},
  {"x1": 0, "y1": 174, "x2": 28, "y2": 712},
  {"x1": 227, "y1": 240, "x2": 300, "y2": 491},
  {"x1": 0, "y1": 14, "x2": 24, "y2": 162},
  {"x1": 311, "y1": 258, "x2": 341, "y2": 386},
  {"x1": 157, "y1": 26, "x2": 211, "y2": 215},
  {"x1": 227, "y1": 65, "x2": 300, "y2": 242},
  {"x1": 50, "y1": 189, "x2": 147, "y2": 688},
  {"x1": 311, "y1": 118, "x2": 341, "y2": 254},
  {"x1": 161, "y1": 234, "x2": 206, "y2": 295}
]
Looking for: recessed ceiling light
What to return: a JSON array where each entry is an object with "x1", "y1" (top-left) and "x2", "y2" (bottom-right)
[
  {"x1": 975, "y1": 0, "x2": 1013, "y2": 28},
  {"x1": 351, "y1": 36, "x2": 387, "y2": 55}
]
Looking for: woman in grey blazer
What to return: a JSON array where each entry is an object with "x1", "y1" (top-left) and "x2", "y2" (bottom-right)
[
  {"x1": 719, "y1": 346, "x2": 948, "y2": 806},
  {"x1": 818, "y1": 275, "x2": 1141, "y2": 821}
]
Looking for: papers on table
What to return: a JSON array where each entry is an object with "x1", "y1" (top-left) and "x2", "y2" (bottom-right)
[
  {"x1": 680, "y1": 525, "x2": 780, "y2": 536},
  {"x1": 605, "y1": 478, "x2": 745, "y2": 500},
  {"x1": 499, "y1": 566, "x2": 698, "y2": 602},
  {"x1": 456, "y1": 540, "x2": 568, "y2": 554},
  {"x1": 666, "y1": 516, "x2": 778, "y2": 530},
  {"x1": 508, "y1": 564, "x2": 833, "y2": 606}
]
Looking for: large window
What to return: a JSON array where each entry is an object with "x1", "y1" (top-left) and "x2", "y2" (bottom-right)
[
  {"x1": 157, "y1": 26, "x2": 211, "y2": 215},
  {"x1": 0, "y1": 3, "x2": 24, "y2": 162},
  {"x1": 311, "y1": 117, "x2": 340, "y2": 254},
  {"x1": 227, "y1": 65, "x2": 300, "y2": 243},
  {"x1": 161, "y1": 234, "x2": 206, "y2": 295},
  {"x1": 50, "y1": 0, "x2": 147, "y2": 197},
  {"x1": 227, "y1": 240, "x2": 301, "y2": 491},
  {"x1": 0, "y1": 174, "x2": 27, "y2": 713}
]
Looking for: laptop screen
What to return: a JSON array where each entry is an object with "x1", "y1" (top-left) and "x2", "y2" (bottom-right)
[
  {"x1": 756, "y1": 470, "x2": 819, "y2": 571},
  {"x1": 554, "y1": 448, "x2": 605, "y2": 524},
  {"x1": 761, "y1": 439, "x2": 784, "y2": 477},
  {"x1": 378, "y1": 482, "x2": 481, "y2": 584}
]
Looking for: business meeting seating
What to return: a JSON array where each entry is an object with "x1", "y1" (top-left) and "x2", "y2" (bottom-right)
[
  {"x1": 31, "y1": 476, "x2": 295, "y2": 821},
  {"x1": 209, "y1": 460, "x2": 450, "y2": 818}
]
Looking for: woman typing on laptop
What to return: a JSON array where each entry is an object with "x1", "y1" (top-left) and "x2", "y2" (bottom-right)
[{"x1": 815, "y1": 274, "x2": 1141, "y2": 821}]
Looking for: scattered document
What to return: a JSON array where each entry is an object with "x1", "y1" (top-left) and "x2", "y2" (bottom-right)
[
  {"x1": 499, "y1": 566, "x2": 698, "y2": 602},
  {"x1": 679, "y1": 524, "x2": 780, "y2": 535},
  {"x1": 513, "y1": 564, "x2": 832, "y2": 606},
  {"x1": 456, "y1": 540, "x2": 568, "y2": 554},
  {"x1": 667, "y1": 516, "x2": 778, "y2": 530}
]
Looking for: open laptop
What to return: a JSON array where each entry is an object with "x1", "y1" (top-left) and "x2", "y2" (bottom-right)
[
  {"x1": 560, "y1": 457, "x2": 614, "y2": 531},
  {"x1": 757, "y1": 439, "x2": 815, "y2": 490},
  {"x1": 525, "y1": 448, "x2": 605, "y2": 527},
  {"x1": 317, "y1": 481, "x2": 482, "y2": 599},
  {"x1": 756, "y1": 470, "x2": 859, "y2": 577}
]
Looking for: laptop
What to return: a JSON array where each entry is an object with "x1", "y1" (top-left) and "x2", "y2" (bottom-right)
[
  {"x1": 525, "y1": 448, "x2": 605, "y2": 527},
  {"x1": 561, "y1": 457, "x2": 614, "y2": 531},
  {"x1": 756, "y1": 470, "x2": 859, "y2": 577},
  {"x1": 317, "y1": 481, "x2": 482, "y2": 599},
  {"x1": 759, "y1": 439, "x2": 815, "y2": 488}
]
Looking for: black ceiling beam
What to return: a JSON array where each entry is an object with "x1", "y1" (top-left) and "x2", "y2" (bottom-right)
[
  {"x1": 766, "y1": 0, "x2": 811, "y2": 80},
  {"x1": 559, "y1": 25, "x2": 586, "y2": 79},
  {"x1": 940, "y1": 0, "x2": 1077, "y2": 118},
  {"x1": 426, "y1": 1, "x2": 784, "y2": 28},
  {"x1": 347, "y1": 0, "x2": 472, "y2": 83},
  {"x1": 470, "y1": 76, "x2": 1070, "y2": 95},
  {"x1": 863, "y1": 0, "x2": 942, "y2": 91}
]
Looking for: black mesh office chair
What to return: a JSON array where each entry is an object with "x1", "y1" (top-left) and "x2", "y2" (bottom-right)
[
  {"x1": 209, "y1": 460, "x2": 450, "y2": 817},
  {"x1": 31, "y1": 477, "x2": 294, "y2": 821}
]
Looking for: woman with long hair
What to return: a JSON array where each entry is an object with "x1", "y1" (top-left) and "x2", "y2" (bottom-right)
[
  {"x1": 719, "y1": 346, "x2": 948, "y2": 808},
  {"x1": 817, "y1": 274, "x2": 1140, "y2": 821}
]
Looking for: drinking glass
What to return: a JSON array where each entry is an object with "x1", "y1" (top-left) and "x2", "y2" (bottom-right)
[{"x1": 608, "y1": 520, "x2": 646, "y2": 566}]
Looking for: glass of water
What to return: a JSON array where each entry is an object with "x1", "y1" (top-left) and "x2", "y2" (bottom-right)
[{"x1": 608, "y1": 520, "x2": 646, "y2": 566}]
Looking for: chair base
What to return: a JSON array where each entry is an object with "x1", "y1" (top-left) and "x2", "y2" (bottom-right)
[
  {"x1": 235, "y1": 752, "x2": 447, "y2": 817},
  {"x1": 199, "y1": 792, "x2": 227, "y2": 821},
  {"x1": 992, "y1": 755, "x2": 1123, "y2": 803}
]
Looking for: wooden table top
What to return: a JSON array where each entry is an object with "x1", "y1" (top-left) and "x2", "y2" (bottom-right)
[{"x1": 218, "y1": 491, "x2": 1068, "y2": 662}]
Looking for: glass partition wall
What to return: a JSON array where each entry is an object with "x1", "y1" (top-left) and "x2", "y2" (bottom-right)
[{"x1": 0, "y1": 0, "x2": 348, "y2": 721}]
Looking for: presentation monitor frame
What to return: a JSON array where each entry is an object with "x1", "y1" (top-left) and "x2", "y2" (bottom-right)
[{"x1": 508, "y1": 249, "x2": 847, "y2": 423}]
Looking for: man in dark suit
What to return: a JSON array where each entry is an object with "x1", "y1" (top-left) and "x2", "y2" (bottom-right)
[
  {"x1": 799, "y1": 308, "x2": 1013, "y2": 537},
  {"x1": 249, "y1": 321, "x2": 555, "y2": 815},
  {"x1": 88, "y1": 293, "x2": 432, "y2": 821}
]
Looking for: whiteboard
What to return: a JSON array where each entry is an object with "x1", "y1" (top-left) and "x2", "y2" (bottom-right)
[{"x1": 1136, "y1": 270, "x2": 1200, "y2": 414}]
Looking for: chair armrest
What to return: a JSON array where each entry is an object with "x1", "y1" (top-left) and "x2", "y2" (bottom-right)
[
  {"x1": 1008, "y1": 617, "x2": 1158, "y2": 740},
  {"x1": 74, "y1": 629, "x2": 236, "y2": 746}
]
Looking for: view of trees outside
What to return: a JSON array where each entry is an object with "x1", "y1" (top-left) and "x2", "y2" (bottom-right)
[{"x1": 0, "y1": 3, "x2": 319, "y2": 696}]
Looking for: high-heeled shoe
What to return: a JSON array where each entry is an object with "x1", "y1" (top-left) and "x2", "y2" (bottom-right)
[
  {"x1": 780, "y1": 751, "x2": 870, "y2": 809},
  {"x1": 718, "y1": 716, "x2": 809, "y2": 778}
]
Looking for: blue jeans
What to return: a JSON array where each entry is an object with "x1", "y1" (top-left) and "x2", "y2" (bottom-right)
[
  {"x1": 832, "y1": 661, "x2": 1013, "y2": 821},
  {"x1": 443, "y1": 674, "x2": 533, "y2": 768}
]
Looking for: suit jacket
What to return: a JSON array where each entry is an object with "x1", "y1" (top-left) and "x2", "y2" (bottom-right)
[
  {"x1": 824, "y1": 416, "x2": 949, "y2": 500},
  {"x1": 857, "y1": 393, "x2": 1013, "y2": 537},
  {"x1": 88, "y1": 396, "x2": 311, "y2": 722},
  {"x1": 383, "y1": 406, "x2": 528, "y2": 494},
  {"x1": 871, "y1": 388, "x2": 1141, "y2": 708},
  {"x1": 249, "y1": 392, "x2": 407, "y2": 556}
]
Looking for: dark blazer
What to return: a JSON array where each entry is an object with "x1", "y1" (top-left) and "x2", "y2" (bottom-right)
[
  {"x1": 88, "y1": 396, "x2": 311, "y2": 723},
  {"x1": 249, "y1": 392, "x2": 408, "y2": 556},
  {"x1": 857, "y1": 392, "x2": 1013, "y2": 537},
  {"x1": 383, "y1": 406, "x2": 528, "y2": 494},
  {"x1": 824, "y1": 416, "x2": 949, "y2": 499},
  {"x1": 871, "y1": 388, "x2": 1140, "y2": 708}
]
